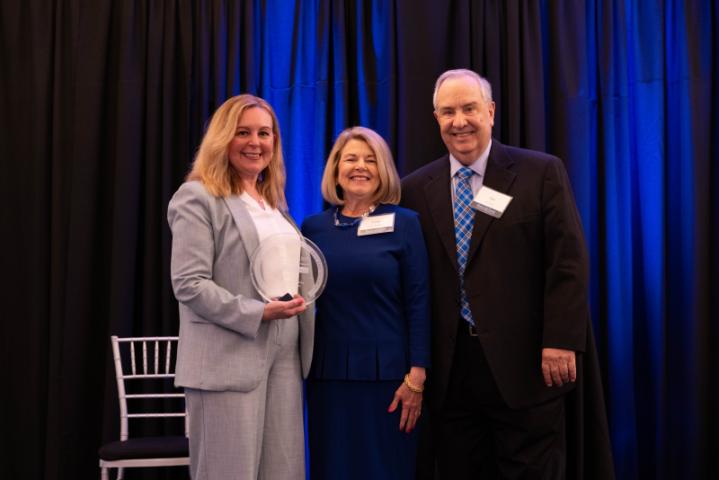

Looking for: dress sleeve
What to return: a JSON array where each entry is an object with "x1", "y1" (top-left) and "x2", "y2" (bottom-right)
[
  {"x1": 167, "y1": 183, "x2": 264, "y2": 338},
  {"x1": 400, "y1": 212, "x2": 431, "y2": 368}
]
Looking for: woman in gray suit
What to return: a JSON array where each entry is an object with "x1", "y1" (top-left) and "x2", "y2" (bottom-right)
[{"x1": 167, "y1": 94, "x2": 313, "y2": 480}]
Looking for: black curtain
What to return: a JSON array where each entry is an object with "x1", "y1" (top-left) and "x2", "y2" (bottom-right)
[
  {"x1": 1, "y1": 1, "x2": 716, "y2": 479},
  {"x1": 2, "y1": 1, "x2": 193, "y2": 478}
]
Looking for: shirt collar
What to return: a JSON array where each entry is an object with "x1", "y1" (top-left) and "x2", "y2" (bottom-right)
[
  {"x1": 449, "y1": 139, "x2": 492, "y2": 179},
  {"x1": 239, "y1": 191, "x2": 266, "y2": 211}
]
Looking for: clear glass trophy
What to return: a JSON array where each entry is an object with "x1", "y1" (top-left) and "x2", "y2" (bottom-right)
[{"x1": 249, "y1": 232, "x2": 327, "y2": 305}]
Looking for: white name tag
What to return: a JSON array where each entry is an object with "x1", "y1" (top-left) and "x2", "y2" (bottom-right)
[
  {"x1": 357, "y1": 213, "x2": 395, "y2": 236},
  {"x1": 471, "y1": 186, "x2": 513, "y2": 218}
]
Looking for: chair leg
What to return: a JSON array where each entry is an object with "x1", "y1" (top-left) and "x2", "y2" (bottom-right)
[
  {"x1": 117, "y1": 467, "x2": 124, "y2": 480},
  {"x1": 100, "y1": 467, "x2": 109, "y2": 480}
]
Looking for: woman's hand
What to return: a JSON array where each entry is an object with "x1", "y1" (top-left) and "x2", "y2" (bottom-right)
[
  {"x1": 262, "y1": 296, "x2": 306, "y2": 321},
  {"x1": 387, "y1": 366, "x2": 426, "y2": 433}
]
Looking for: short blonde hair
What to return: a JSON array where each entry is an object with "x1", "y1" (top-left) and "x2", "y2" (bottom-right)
[
  {"x1": 320, "y1": 127, "x2": 401, "y2": 206},
  {"x1": 187, "y1": 94, "x2": 287, "y2": 210}
]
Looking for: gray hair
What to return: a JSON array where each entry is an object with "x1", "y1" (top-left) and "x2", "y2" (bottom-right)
[{"x1": 432, "y1": 69, "x2": 493, "y2": 109}]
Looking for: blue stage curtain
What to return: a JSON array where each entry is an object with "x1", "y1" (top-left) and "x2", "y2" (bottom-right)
[
  {"x1": 187, "y1": 0, "x2": 400, "y2": 222},
  {"x1": 539, "y1": 2, "x2": 716, "y2": 479}
]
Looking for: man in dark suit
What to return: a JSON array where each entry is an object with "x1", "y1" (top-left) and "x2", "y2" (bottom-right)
[{"x1": 401, "y1": 69, "x2": 609, "y2": 479}]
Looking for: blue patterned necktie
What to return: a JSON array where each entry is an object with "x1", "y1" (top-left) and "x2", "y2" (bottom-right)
[{"x1": 453, "y1": 167, "x2": 475, "y2": 325}]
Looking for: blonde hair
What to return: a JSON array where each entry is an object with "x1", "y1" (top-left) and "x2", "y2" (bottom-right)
[
  {"x1": 187, "y1": 94, "x2": 287, "y2": 209},
  {"x1": 320, "y1": 126, "x2": 401, "y2": 206}
]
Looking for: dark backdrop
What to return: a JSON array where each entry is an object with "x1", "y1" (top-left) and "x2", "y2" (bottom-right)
[{"x1": 1, "y1": 1, "x2": 717, "y2": 479}]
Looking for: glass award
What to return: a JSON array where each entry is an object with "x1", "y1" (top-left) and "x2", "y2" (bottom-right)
[{"x1": 250, "y1": 232, "x2": 327, "y2": 305}]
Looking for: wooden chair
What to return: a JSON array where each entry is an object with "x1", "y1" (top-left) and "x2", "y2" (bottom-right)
[{"x1": 98, "y1": 336, "x2": 189, "y2": 480}]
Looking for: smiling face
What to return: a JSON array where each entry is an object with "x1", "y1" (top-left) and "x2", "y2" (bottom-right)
[
  {"x1": 434, "y1": 75, "x2": 495, "y2": 165},
  {"x1": 336, "y1": 138, "x2": 380, "y2": 204},
  {"x1": 227, "y1": 106, "x2": 275, "y2": 181}
]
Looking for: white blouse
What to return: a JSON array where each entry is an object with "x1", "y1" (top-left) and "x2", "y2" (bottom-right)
[
  {"x1": 239, "y1": 192, "x2": 297, "y2": 241},
  {"x1": 240, "y1": 192, "x2": 299, "y2": 299}
]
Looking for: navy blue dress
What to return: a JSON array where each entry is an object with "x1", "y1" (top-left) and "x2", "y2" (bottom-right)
[{"x1": 301, "y1": 204, "x2": 430, "y2": 479}]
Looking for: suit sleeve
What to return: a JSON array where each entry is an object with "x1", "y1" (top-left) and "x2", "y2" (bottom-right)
[
  {"x1": 400, "y1": 212, "x2": 431, "y2": 368},
  {"x1": 167, "y1": 183, "x2": 265, "y2": 338},
  {"x1": 541, "y1": 157, "x2": 589, "y2": 352}
]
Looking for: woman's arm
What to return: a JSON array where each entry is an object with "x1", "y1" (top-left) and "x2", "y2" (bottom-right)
[{"x1": 168, "y1": 182, "x2": 267, "y2": 338}]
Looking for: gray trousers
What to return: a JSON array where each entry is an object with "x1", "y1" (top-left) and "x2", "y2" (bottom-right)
[{"x1": 186, "y1": 318, "x2": 304, "y2": 480}]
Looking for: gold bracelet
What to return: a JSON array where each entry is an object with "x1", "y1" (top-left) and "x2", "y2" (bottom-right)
[{"x1": 404, "y1": 374, "x2": 424, "y2": 393}]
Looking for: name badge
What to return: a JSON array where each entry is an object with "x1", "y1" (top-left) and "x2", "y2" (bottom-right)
[
  {"x1": 357, "y1": 213, "x2": 395, "y2": 236},
  {"x1": 471, "y1": 186, "x2": 513, "y2": 218}
]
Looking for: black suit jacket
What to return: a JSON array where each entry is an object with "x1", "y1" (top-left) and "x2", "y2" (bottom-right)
[{"x1": 401, "y1": 139, "x2": 589, "y2": 410}]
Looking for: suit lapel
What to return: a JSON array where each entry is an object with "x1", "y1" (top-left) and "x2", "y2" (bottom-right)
[
  {"x1": 467, "y1": 141, "x2": 517, "y2": 264},
  {"x1": 280, "y1": 210, "x2": 301, "y2": 234},
  {"x1": 223, "y1": 195, "x2": 260, "y2": 258},
  {"x1": 423, "y1": 158, "x2": 459, "y2": 272}
]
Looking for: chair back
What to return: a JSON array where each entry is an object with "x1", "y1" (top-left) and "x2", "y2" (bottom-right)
[{"x1": 110, "y1": 336, "x2": 187, "y2": 440}]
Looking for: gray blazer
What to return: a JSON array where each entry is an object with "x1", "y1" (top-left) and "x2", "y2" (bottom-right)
[{"x1": 167, "y1": 180, "x2": 315, "y2": 391}]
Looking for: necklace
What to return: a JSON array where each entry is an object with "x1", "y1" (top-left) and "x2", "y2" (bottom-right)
[{"x1": 333, "y1": 204, "x2": 377, "y2": 227}]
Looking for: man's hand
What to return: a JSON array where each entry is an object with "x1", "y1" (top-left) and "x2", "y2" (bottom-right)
[{"x1": 541, "y1": 348, "x2": 576, "y2": 387}]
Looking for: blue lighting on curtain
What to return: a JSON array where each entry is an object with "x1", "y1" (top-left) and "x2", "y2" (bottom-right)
[{"x1": 233, "y1": 0, "x2": 398, "y2": 225}]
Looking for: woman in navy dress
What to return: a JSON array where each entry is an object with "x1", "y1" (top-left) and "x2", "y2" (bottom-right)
[{"x1": 301, "y1": 127, "x2": 430, "y2": 479}]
